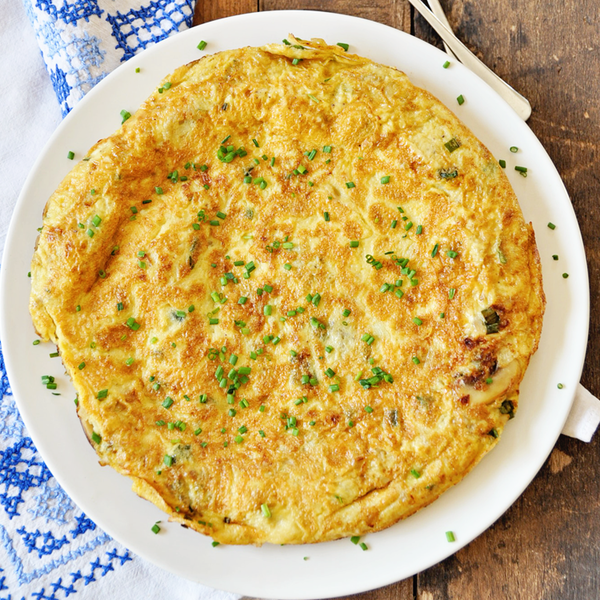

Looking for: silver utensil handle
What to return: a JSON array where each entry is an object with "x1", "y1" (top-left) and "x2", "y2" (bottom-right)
[
  {"x1": 426, "y1": 0, "x2": 457, "y2": 60},
  {"x1": 408, "y1": 0, "x2": 532, "y2": 120}
]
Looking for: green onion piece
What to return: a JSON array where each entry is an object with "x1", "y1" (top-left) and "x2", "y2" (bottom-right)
[
  {"x1": 120, "y1": 110, "x2": 131, "y2": 123},
  {"x1": 431, "y1": 244, "x2": 439, "y2": 257},
  {"x1": 413, "y1": 317, "x2": 423, "y2": 326},
  {"x1": 443, "y1": 60, "x2": 450, "y2": 68},
  {"x1": 345, "y1": 181, "x2": 355, "y2": 189},
  {"x1": 78, "y1": 362, "x2": 85, "y2": 370},
  {"x1": 359, "y1": 542, "x2": 368, "y2": 551},
  {"x1": 162, "y1": 397, "x2": 174, "y2": 409},
  {"x1": 515, "y1": 165, "x2": 528, "y2": 173},
  {"x1": 87, "y1": 228, "x2": 95, "y2": 238},
  {"x1": 499, "y1": 159, "x2": 506, "y2": 168},
  {"x1": 349, "y1": 240, "x2": 359, "y2": 248},
  {"x1": 548, "y1": 222, "x2": 556, "y2": 230},
  {"x1": 284, "y1": 263, "x2": 292, "y2": 271},
  {"x1": 457, "y1": 94, "x2": 465, "y2": 105},
  {"x1": 261, "y1": 503, "x2": 272, "y2": 518},
  {"x1": 449, "y1": 288, "x2": 456, "y2": 299},
  {"x1": 238, "y1": 296, "x2": 248, "y2": 305},
  {"x1": 163, "y1": 455, "x2": 173, "y2": 467},
  {"x1": 216, "y1": 211, "x2": 227, "y2": 220},
  {"x1": 557, "y1": 383, "x2": 564, "y2": 389},
  {"x1": 197, "y1": 40, "x2": 207, "y2": 50},
  {"x1": 416, "y1": 225, "x2": 423, "y2": 235},
  {"x1": 412, "y1": 356, "x2": 420, "y2": 364},
  {"x1": 329, "y1": 384, "x2": 340, "y2": 392},
  {"x1": 264, "y1": 305, "x2": 273, "y2": 316},
  {"x1": 562, "y1": 273, "x2": 569, "y2": 278},
  {"x1": 552, "y1": 255, "x2": 559, "y2": 260},
  {"x1": 350, "y1": 536, "x2": 360, "y2": 545},
  {"x1": 67, "y1": 150, "x2": 75, "y2": 160},
  {"x1": 380, "y1": 175, "x2": 390, "y2": 184},
  {"x1": 446, "y1": 531, "x2": 456, "y2": 542},
  {"x1": 410, "y1": 468, "x2": 421, "y2": 478},
  {"x1": 337, "y1": 42, "x2": 349, "y2": 51},
  {"x1": 91, "y1": 431, "x2": 101, "y2": 444},
  {"x1": 325, "y1": 346, "x2": 333, "y2": 353},
  {"x1": 510, "y1": 146, "x2": 519, "y2": 153},
  {"x1": 97, "y1": 389, "x2": 108, "y2": 400},
  {"x1": 446, "y1": 250, "x2": 458, "y2": 259}
]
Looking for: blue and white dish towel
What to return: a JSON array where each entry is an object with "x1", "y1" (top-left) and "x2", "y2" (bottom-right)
[{"x1": 24, "y1": 0, "x2": 195, "y2": 116}]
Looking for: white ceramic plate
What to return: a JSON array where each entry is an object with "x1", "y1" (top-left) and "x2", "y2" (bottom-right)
[{"x1": 0, "y1": 10, "x2": 589, "y2": 600}]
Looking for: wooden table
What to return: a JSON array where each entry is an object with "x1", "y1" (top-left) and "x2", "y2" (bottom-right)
[{"x1": 194, "y1": 2, "x2": 600, "y2": 598}]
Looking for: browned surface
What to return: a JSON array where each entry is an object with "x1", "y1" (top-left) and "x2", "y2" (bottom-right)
[{"x1": 194, "y1": 0, "x2": 600, "y2": 597}]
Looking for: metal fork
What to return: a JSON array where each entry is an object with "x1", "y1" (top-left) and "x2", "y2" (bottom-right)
[{"x1": 407, "y1": 0, "x2": 532, "y2": 120}]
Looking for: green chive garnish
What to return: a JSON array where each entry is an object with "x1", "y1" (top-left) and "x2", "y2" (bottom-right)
[
  {"x1": 337, "y1": 42, "x2": 349, "y2": 51},
  {"x1": 443, "y1": 60, "x2": 450, "y2": 68},
  {"x1": 380, "y1": 176, "x2": 390, "y2": 184},
  {"x1": 349, "y1": 240, "x2": 359, "y2": 248},
  {"x1": 548, "y1": 222, "x2": 556, "y2": 230},
  {"x1": 197, "y1": 40, "x2": 207, "y2": 50},
  {"x1": 446, "y1": 531, "x2": 456, "y2": 542},
  {"x1": 345, "y1": 181, "x2": 355, "y2": 189},
  {"x1": 457, "y1": 95, "x2": 465, "y2": 105}
]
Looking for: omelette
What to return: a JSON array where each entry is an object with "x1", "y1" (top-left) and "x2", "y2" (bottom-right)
[{"x1": 29, "y1": 37, "x2": 545, "y2": 545}]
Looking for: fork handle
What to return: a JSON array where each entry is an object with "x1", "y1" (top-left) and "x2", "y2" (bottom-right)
[{"x1": 408, "y1": 0, "x2": 532, "y2": 120}]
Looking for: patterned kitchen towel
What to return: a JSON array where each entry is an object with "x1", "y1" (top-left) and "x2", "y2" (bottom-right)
[
  {"x1": 23, "y1": 0, "x2": 196, "y2": 116},
  {"x1": 0, "y1": 341, "x2": 240, "y2": 600}
]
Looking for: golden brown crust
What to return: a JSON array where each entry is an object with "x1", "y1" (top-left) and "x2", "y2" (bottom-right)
[{"x1": 30, "y1": 38, "x2": 545, "y2": 545}]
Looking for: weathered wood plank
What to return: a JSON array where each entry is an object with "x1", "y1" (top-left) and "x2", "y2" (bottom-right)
[
  {"x1": 193, "y1": 0, "x2": 258, "y2": 26},
  {"x1": 258, "y1": 0, "x2": 411, "y2": 32}
]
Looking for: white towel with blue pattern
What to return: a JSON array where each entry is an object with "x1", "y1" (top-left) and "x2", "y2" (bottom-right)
[{"x1": 24, "y1": 0, "x2": 196, "y2": 116}]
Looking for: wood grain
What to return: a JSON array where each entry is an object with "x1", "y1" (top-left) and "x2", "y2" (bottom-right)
[
  {"x1": 259, "y1": 0, "x2": 411, "y2": 31},
  {"x1": 193, "y1": 0, "x2": 258, "y2": 26},
  {"x1": 191, "y1": 1, "x2": 600, "y2": 597}
]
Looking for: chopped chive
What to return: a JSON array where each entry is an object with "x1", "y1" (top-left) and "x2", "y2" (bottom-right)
[
  {"x1": 416, "y1": 225, "x2": 423, "y2": 235},
  {"x1": 562, "y1": 273, "x2": 569, "y2": 278},
  {"x1": 446, "y1": 531, "x2": 456, "y2": 542},
  {"x1": 380, "y1": 175, "x2": 390, "y2": 184},
  {"x1": 431, "y1": 243, "x2": 439, "y2": 257},
  {"x1": 412, "y1": 356, "x2": 420, "y2": 364},
  {"x1": 449, "y1": 288, "x2": 456, "y2": 299},
  {"x1": 342, "y1": 308, "x2": 351, "y2": 317},
  {"x1": 325, "y1": 346, "x2": 333, "y2": 353},
  {"x1": 446, "y1": 250, "x2": 458, "y2": 259},
  {"x1": 548, "y1": 222, "x2": 556, "y2": 230},
  {"x1": 515, "y1": 165, "x2": 528, "y2": 174},
  {"x1": 91, "y1": 431, "x2": 101, "y2": 444},
  {"x1": 78, "y1": 362, "x2": 85, "y2": 370},
  {"x1": 443, "y1": 60, "x2": 450, "y2": 68},
  {"x1": 216, "y1": 211, "x2": 227, "y2": 220},
  {"x1": 337, "y1": 42, "x2": 349, "y2": 51},
  {"x1": 410, "y1": 468, "x2": 421, "y2": 478},
  {"x1": 391, "y1": 219, "x2": 397, "y2": 229},
  {"x1": 457, "y1": 94, "x2": 465, "y2": 105},
  {"x1": 261, "y1": 503, "x2": 272, "y2": 518},
  {"x1": 264, "y1": 305, "x2": 273, "y2": 316},
  {"x1": 197, "y1": 40, "x2": 207, "y2": 50},
  {"x1": 349, "y1": 240, "x2": 359, "y2": 248},
  {"x1": 345, "y1": 181, "x2": 355, "y2": 189},
  {"x1": 329, "y1": 384, "x2": 340, "y2": 392},
  {"x1": 323, "y1": 211, "x2": 330, "y2": 221},
  {"x1": 499, "y1": 159, "x2": 506, "y2": 168},
  {"x1": 252, "y1": 139, "x2": 259, "y2": 147},
  {"x1": 510, "y1": 146, "x2": 519, "y2": 153},
  {"x1": 413, "y1": 317, "x2": 423, "y2": 326},
  {"x1": 552, "y1": 255, "x2": 559, "y2": 260},
  {"x1": 558, "y1": 383, "x2": 564, "y2": 389},
  {"x1": 97, "y1": 389, "x2": 108, "y2": 400}
]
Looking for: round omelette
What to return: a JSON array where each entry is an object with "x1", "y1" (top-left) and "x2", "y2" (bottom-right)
[{"x1": 29, "y1": 37, "x2": 545, "y2": 545}]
